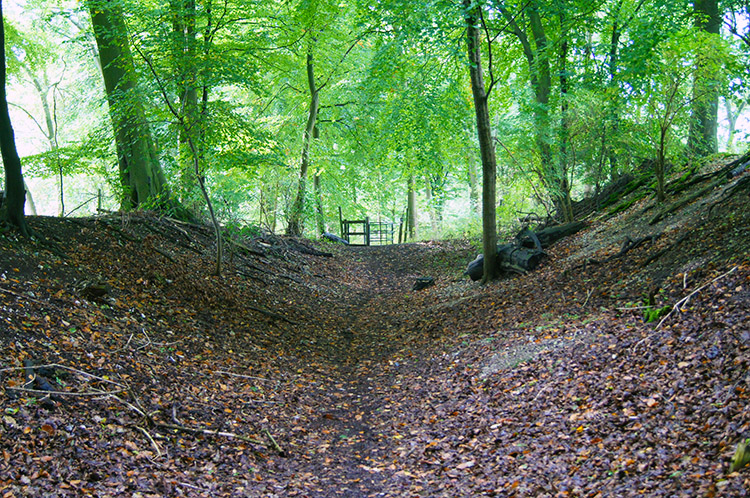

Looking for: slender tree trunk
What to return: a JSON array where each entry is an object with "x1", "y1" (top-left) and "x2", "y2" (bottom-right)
[
  {"x1": 557, "y1": 14, "x2": 573, "y2": 222},
  {"x1": 260, "y1": 183, "x2": 278, "y2": 232},
  {"x1": 688, "y1": 0, "x2": 721, "y2": 157},
  {"x1": 23, "y1": 180, "x2": 37, "y2": 216},
  {"x1": 314, "y1": 171, "x2": 325, "y2": 234},
  {"x1": 605, "y1": 0, "x2": 624, "y2": 177},
  {"x1": 288, "y1": 45, "x2": 319, "y2": 236},
  {"x1": 171, "y1": 0, "x2": 201, "y2": 211},
  {"x1": 527, "y1": 6, "x2": 552, "y2": 174},
  {"x1": 467, "y1": 155, "x2": 479, "y2": 216},
  {"x1": 0, "y1": 0, "x2": 29, "y2": 234},
  {"x1": 464, "y1": 0, "x2": 498, "y2": 283},
  {"x1": 26, "y1": 70, "x2": 65, "y2": 215},
  {"x1": 656, "y1": 125, "x2": 667, "y2": 203},
  {"x1": 724, "y1": 97, "x2": 745, "y2": 151},
  {"x1": 407, "y1": 174, "x2": 417, "y2": 240},
  {"x1": 425, "y1": 182, "x2": 438, "y2": 234},
  {"x1": 502, "y1": 3, "x2": 559, "y2": 220},
  {"x1": 88, "y1": 0, "x2": 169, "y2": 210}
]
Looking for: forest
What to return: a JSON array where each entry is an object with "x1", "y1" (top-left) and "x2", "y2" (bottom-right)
[
  {"x1": 0, "y1": 0, "x2": 747, "y2": 244},
  {"x1": 1, "y1": 0, "x2": 750, "y2": 496}
]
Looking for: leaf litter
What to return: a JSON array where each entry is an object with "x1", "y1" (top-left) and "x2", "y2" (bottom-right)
[{"x1": 0, "y1": 167, "x2": 749, "y2": 496}]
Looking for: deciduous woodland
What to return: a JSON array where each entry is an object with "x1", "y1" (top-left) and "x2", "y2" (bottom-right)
[{"x1": 0, "y1": 0, "x2": 749, "y2": 496}]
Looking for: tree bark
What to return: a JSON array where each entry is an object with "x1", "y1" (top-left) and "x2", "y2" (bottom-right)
[
  {"x1": 605, "y1": 0, "x2": 624, "y2": 177},
  {"x1": 88, "y1": 0, "x2": 169, "y2": 210},
  {"x1": 723, "y1": 97, "x2": 745, "y2": 151},
  {"x1": 502, "y1": 3, "x2": 568, "y2": 220},
  {"x1": 467, "y1": 154, "x2": 479, "y2": 216},
  {"x1": 557, "y1": 10, "x2": 573, "y2": 222},
  {"x1": 171, "y1": 0, "x2": 201, "y2": 212},
  {"x1": 464, "y1": 0, "x2": 499, "y2": 283},
  {"x1": 288, "y1": 44, "x2": 320, "y2": 236},
  {"x1": 25, "y1": 69, "x2": 65, "y2": 215},
  {"x1": 314, "y1": 171, "x2": 325, "y2": 234},
  {"x1": 407, "y1": 174, "x2": 417, "y2": 240},
  {"x1": 425, "y1": 181, "x2": 438, "y2": 233},
  {"x1": 0, "y1": 0, "x2": 29, "y2": 235},
  {"x1": 688, "y1": 0, "x2": 721, "y2": 157}
]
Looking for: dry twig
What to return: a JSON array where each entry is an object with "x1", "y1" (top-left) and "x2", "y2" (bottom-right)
[{"x1": 655, "y1": 266, "x2": 738, "y2": 330}]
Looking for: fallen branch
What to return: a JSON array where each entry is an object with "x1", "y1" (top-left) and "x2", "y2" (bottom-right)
[
  {"x1": 216, "y1": 371, "x2": 274, "y2": 383},
  {"x1": 0, "y1": 286, "x2": 50, "y2": 306},
  {"x1": 655, "y1": 266, "x2": 738, "y2": 330},
  {"x1": 108, "y1": 393, "x2": 150, "y2": 420},
  {"x1": 643, "y1": 232, "x2": 690, "y2": 266},
  {"x1": 4, "y1": 362, "x2": 127, "y2": 404},
  {"x1": 1, "y1": 363, "x2": 128, "y2": 387},
  {"x1": 649, "y1": 178, "x2": 722, "y2": 225},
  {"x1": 7, "y1": 386, "x2": 126, "y2": 397},
  {"x1": 582, "y1": 288, "x2": 594, "y2": 308},
  {"x1": 228, "y1": 238, "x2": 266, "y2": 258},
  {"x1": 264, "y1": 428, "x2": 285, "y2": 456},
  {"x1": 247, "y1": 305, "x2": 297, "y2": 325},
  {"x1": 155, "y1": 422, "x2": 265, "y2": 446},
  {"x1": 109, "y1": 390, "x2": 277, "y2": 452},
  {"x1": 573, "y1": 233, "x2": 660, "y2": 271},
  {"x1": 134, "y1": 426, "x2": 163, "y2": 458}
]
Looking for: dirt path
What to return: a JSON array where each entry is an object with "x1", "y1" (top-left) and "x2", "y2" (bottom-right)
[{"x1": 270, "y1": 245, "x2": 431, "y2": 496}]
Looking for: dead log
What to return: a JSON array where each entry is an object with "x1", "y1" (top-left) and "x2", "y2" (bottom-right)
[
  {"x1": 288, "y1": 239, "x2": 333, "y2": 257},
  {"x1": 322, "y1": 232, "x2": 349, "y2": 245},
  {"x1": 520, "y1": 221, "x2": 587, "y2": 249},
  {"x1": 465, "y1": 222, "x2": 585, "y2": 281},
  {"x1": 465, "y1": 244, "x2": 547, "y2": 281}
]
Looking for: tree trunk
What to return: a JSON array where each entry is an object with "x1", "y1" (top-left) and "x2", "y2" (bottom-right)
[
  {"x1": 467, "y1": 154, "x2": 479, "y2": 216},
  {"x1": 527, "y1": 5, "x2": 552, "y2": 175},
  {"x1": 464, "y1": 0, "x2": 499, "y2": 283},
  {"x1": 88, "y1": 0, "x2": 169, "y2": 210},
  {"x1": 23, "y1": 180, "x2": 37, "y2": 216},
  {"x1": 425, "y1": 181, "x2": 438, "y2": 234},
  {"x1": 261, "y1": 178, "x2": 279, "y2": 232},
  {"x1": 688, "y1": 0, "x2": 721, "y2": 157},
  {"x1": 605, "y1": 0, "x2": 624, "y2": 177},
  {"x1": 171, "y1": 0, "x2": 201, "y2": 212},
  {"x1": 314, "y1": 171, "x2": 325, "y2": 235},
  {"x1": 724, "y1": 97, "x2": 745, "y2": 151},
  {"x1": 407, "y1": 174, "x2": 417, "y2": 240},
  {"x1": 502, "y1": 3, "x2": 560, "y2": 221},
  {"x1": 557, "y1": 14, "x2": 574, "y2": 223},
  {"x1": 26, "y1": 70, "x2": 65, "y2": 215},
  {"x1": 0, "y1": 0, "x2": 29, "y2": 235},
  {"x1": 656, "y1": 126, "x2": 667, "y2": 203},
  {"x1": 288, "y1": 45, "x2": 319, "y2": 236}
]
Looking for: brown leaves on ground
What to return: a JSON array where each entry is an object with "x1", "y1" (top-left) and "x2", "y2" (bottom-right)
[{"x1": 0, "y1": 169, "x2": 749, "y2": 496}]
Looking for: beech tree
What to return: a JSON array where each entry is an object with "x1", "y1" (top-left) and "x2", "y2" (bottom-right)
[
  {"x1": 688, "y1": 0, "x2": 721, "y2": 156},
  {"x1": 88, "y1": 0, "x2": 170, "y2": 209},
  {"x1": 285, "y1": 0, "x2": 365, "y2": 237},
  {"x1": 287, "y1": 39, "x2": 322, "y2": 236},
  {"x1": 1, "y1": 0, "x2": 746, "y2": 234},
  {"x1": 0, "y1": 0, "x2": 28, "y2": 234},
  {"x1": 464, "y1": 0, "x2": 499, "y2": 283}
]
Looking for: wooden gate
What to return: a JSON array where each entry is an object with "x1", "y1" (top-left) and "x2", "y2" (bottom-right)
[{"x1": 338, "y1": 208, "x2": 399, "y2": 246}]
